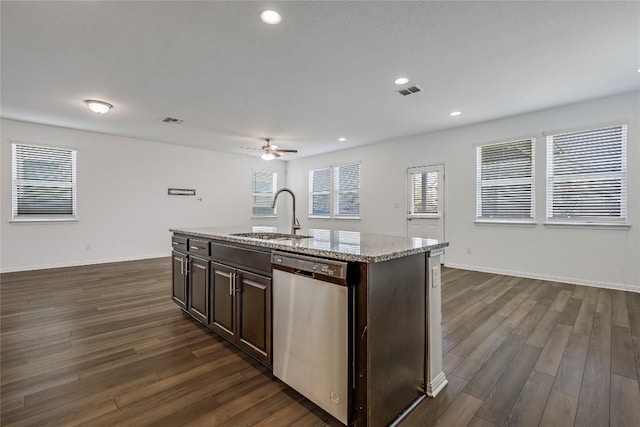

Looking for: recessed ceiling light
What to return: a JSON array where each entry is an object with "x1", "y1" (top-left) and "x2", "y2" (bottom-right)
[
  {"x1": 394, "y1": 77, "x2": 409, "y2": 85},
  {"x1": 338, "y1": 137, "x2": 346, "y2": 142},
  {"x1": 450, "y1": 111, "x2": 462, "y2": 117},
  {"x1": 637, "y1": 68, "x2": 640, "y2": 73},
  {"x1": 85, "y1": 99, "x2": 112, "y2": 114},
  {"x1": 260, "y1": 10, "x2": 281, "y2": 24}
]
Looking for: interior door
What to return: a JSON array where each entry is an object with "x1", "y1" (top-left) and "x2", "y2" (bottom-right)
[{"x1": 406, "y1": 164, "x2": 445, "y2": 262}]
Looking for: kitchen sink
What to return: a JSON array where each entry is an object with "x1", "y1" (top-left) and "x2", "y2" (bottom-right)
[{"x1": 230, "y1": 232, "x2": 312, "y2": 240}]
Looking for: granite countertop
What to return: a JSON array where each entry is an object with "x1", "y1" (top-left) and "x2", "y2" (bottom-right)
[{"x1": 170, "y1": 226, "x2": 448, "y2": 263}]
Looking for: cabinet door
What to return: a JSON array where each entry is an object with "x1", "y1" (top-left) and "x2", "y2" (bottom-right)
[
  {"x1": 209, "y1": 262, "x2": 236, "y2": 341},
  {"x1": 188, "y1": 256, "x2": 209, "y2": 324},
  {"x1": 237, "y1": 270, "x2": 271, "y2": 365},
  {"x1": 171, "y1": 251, "x2": 187, "y2": 309}
]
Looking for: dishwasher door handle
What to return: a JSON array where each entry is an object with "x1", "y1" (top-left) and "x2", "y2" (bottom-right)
[{"x1": 294, "y1": 269, "x2": 314, "y2": 278}]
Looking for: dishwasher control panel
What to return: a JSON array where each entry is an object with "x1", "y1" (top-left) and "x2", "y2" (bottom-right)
[{"x1": 271, "y1": 251, "x2": 348, "y2": 281}]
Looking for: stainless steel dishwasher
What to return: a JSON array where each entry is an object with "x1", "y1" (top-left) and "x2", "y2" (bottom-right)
[{"x1": 271, "y1": 251, "x2": 349, "y2": 426}]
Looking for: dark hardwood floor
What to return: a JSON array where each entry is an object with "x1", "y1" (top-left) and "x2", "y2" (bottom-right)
[{"x1": 2, "y1": 258, "x2": 640, "y2": 426}]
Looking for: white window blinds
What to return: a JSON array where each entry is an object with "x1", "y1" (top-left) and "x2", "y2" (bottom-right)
[
  {"x1": 12, "y1": 143, "x2": 77, "y2": 219},
  {"x1": 476, "y1": 139, "x2": 535, "y2": 220},
  {"x1": 334, "y1": 163, "x2": 360, "y2": 217},
  {"x1": 409, "y1": 168, "x2": 439, "y2": 216},
  {"x1": 309, "y1": 168, "x2": 331, "y2": 216},
  {"x1": 252, "y1": 170, "x2": 277, "y2": 216},
  {"x1": 546, "y1": 125, "x2": 627, "y2": 223}
]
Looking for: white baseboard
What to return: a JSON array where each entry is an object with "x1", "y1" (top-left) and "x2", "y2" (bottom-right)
[
  {"x1": 445, "y1": 262, "x2": 639, "y2": 293},
  {"x1": 426, "y1": 372, "x2": 448, "y2": 398},
  {"x1": 0, "y1": 253, "x2": 169, "y2": 273}
]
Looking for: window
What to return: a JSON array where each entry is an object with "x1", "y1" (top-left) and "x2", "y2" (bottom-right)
[
  {"x1": 476, "y1": 138, "x2": 535, "y2": 221},
  {"x1": 252, "y1": 170, "x2": 277, "y2": 216},
  {"x1": 12, "y1": 143, "x2": 77, "y2": 220},
  {"x1": 334, "y1": 163, "x2": 360, "y2": 217},
  {"x1": 309, "y1": 164, "x2": 361, "y2": 218},
  {"x1": 309, "y1": 168, "x2": 331, "y2": 217},
  {"x1": 409, "y1": 167, "x2": 439, "y2": 217},
  {"x1": 546, "y1": 125, "x2": 627, "y2": 224}
]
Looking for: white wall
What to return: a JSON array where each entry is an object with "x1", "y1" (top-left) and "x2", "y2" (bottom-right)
[
  {"x1": 0, "y1": 119, "x2": 287, "y2": 272},
  {"x1": 287, "y1": 91, "x2": 640, "y2": 291}
]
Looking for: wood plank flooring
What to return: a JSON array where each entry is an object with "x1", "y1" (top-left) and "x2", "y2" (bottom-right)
[{"x1": 2, "y1": 259, "x2": 640, "y2": 426}]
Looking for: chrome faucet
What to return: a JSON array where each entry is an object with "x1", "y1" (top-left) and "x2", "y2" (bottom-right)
[{"x1": 272, "y1": 188, "x2": 301, "y2": 235}]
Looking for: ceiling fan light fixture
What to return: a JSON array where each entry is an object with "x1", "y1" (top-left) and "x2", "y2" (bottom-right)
[
  {"x1": 85, "y1": 99, "x2": 113, "y2": 114},
  {"x1": 260, "y1": 10, "x2": 281, "y2": 25},
  {"x1": 261, "y1": 152, "x2": 275, "y2": 161}
]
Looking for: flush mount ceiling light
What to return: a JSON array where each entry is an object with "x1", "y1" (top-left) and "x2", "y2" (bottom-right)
[
  {"x1": 338, "y1": 137, "x2": 347, "y2": 142},
  {"x1": 450, "y1": 111, "x2": 462, "y2": 117},
  {"x1": 260, "y1": 10, "x2": 281, "y2": 24},
  {"x1": 85, "y1": 99, "x2": 113, "y2": 114},
  {"x1": 394, "y1": 77, "x2": 409, "y2": 85}
]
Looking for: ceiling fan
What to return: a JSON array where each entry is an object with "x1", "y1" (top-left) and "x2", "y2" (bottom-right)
[{"x1": 260, "y1": 138, "x2": 298, "y2": 161}]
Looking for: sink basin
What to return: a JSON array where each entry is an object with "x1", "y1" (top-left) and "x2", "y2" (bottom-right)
[{"x1": 230, "y1": 232, "x2": 312, "y2": 240}]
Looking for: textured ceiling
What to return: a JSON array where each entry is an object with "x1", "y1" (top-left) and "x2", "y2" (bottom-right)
[{"x1": 1, "y1": 1, "x2": 639, "y2": 159}]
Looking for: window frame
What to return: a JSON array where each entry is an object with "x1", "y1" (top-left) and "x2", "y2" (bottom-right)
[
  {"x1": 407, "y1": 165, "x2": 441, "y2": 219},
  {"x1": 475, "y1": 137, "x2": 536, "y2": 224},
  {"x1": 251, "y1": 169, "x2": 277, "y2": 218},
  {"x1": 11, "y1": 142, "x2": 78, "y2": 222},
  {"x1": 545, "y1": 124, "x2": 628, "y2": 226}
]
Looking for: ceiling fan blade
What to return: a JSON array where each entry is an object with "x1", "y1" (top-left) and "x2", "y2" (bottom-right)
[{"x1": 275, "y1": 149, "x2": 298, "y2": 153}]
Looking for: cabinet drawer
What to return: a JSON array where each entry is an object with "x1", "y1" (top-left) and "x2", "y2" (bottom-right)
[
  {"x1": 189, "y1": 239, "x2": 210, "y2": 257},
  {"x1": 171, "y1": 236, "x2": 188, "y2": 252},
  {"x1": 211, "y1": 242, "x2": 271, "y2": 275}
]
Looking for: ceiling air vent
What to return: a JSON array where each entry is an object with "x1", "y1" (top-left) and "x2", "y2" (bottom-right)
[
  {"x1": 396, "y1": 85, "x2": 423, "y2": 96},
  {"x1": 161, "y1": 117, "x2": 184, "y2": 124}
]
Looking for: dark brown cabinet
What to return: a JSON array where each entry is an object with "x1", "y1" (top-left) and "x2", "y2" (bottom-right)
[
  {"x1": 171, "y1": 234, "x2": 273, "y2": 366},
  {"x1": 187, "y1": 256, "x2": 209, "y2": 324},
  {"x1": 171, "y1": 251, "x2": 187, "y2": 309},
  {"x1": 209, "y1": 263, "x2": 236, "y2": 341},
  {"x1": 209, "y1": 262, "x2": 271, "y2": 365}
]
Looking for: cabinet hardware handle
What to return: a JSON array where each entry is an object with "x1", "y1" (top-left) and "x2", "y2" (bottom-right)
[
  {"x1": 180, "y1": 258, "x2": 184, "y2": 275},
  {"x1": 229, "y1": 273, "x2": 234, "y2": 296},
  {"x1": 172, "y1": 242, "x2": 180, "y2": 245},
  {"x1": 191, "y1": 246, "x2": 199, "y2": 250}
]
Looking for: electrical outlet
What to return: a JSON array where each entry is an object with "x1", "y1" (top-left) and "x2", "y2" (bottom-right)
[
  {"x1": 393, "y1": 201, "x2": 400, "y2": 209},
  {"x1": 465, "y1": 247, "x2": 471, "y2": 255},
  {"x1": 85, "y1": 244, "x2": 92, "y2": 251}
]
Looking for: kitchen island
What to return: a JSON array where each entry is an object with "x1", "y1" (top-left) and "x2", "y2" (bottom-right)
[{"x1": 170, "y1": 226, "x2": 448, "y2": 427}]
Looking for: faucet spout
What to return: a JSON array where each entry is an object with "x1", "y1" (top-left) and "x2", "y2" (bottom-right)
[{"x1": 272, "y1": 188, "x2": 301, "y2": 235}]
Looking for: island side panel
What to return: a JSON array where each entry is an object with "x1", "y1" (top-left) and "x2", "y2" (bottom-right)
[
  {"x1": 366, "y1": 253, "x2": 426, "y2": 426},
  {"x1": 352, "y1": 262, "x2": 368, "y2": 427}
]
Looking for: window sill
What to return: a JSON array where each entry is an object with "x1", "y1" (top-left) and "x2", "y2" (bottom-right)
[
  {"x1": 544, "y1": 222, "x2": 631, "y2": 230},
  {"x1": 333, "y1": 216, "x2": 361, "y2": 221},
  {"x1": 308, "y1": 215, "x2": 331, "y2": 219},
  {"x1": 474, "y1": 219, "x2": 537, "y2": 227},
  {"x1": 10, "y1": 217, "x2": 78, "y2": 224},
  {"x1": 251, "y1": 215, "x2": 278, "y2": 219}
]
